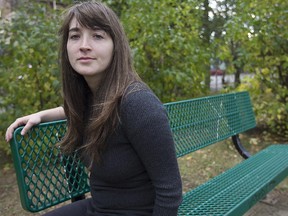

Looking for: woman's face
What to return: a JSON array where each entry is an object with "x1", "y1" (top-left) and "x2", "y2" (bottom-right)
[{"x1": 67, "y1": 17, "x2": 114, "y2": 88}]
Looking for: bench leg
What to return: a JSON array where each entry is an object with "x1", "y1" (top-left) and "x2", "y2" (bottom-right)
[
  {"x1": 72, "y1": 194, "x2": 86, "y2": 202},
  {"x1": 232, "y1": 135, "x2": 251, "y2": 159}
]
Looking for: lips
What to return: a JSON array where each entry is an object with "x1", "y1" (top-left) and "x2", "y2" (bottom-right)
[
  {"x1": 77, "y1": 57, "x2": 96, "y2": 64},
  {"x1": 77, "y1": 57, "x2": 95, "y2": 60}
]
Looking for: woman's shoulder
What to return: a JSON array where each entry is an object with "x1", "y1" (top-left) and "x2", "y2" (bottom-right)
[
  {"x1": 122, "y1": 81, "x2": 161, "y2": 106},
  {"x1": 125, "y1": 81, "x2": 151, "y2": 94},
  {"x1": 120, "y1": 81, "x2": 167, "y2": 126}
]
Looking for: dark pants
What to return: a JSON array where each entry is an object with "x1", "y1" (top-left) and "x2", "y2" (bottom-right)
[{"x1": 43, "y1": 198, "x2": 93, "y2": 216}]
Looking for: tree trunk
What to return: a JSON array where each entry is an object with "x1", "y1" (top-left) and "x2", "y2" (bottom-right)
[
  {"x1": 234, "y1": 67, "x2": 242, "y2": 86},
  {"x1": 0, "y1": 0, "x2": 18, "y2": 18},
  {"x1": 202, "y1": 0, "x2": 212, "y2": 90}
]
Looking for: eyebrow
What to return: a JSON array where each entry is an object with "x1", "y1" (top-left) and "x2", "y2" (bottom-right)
[
  {"x1": 69, "y1": 27, "x2": 80, "y2": 33},
  {"x1": 68, "y1": 26, "x2": 105, "y2": 33},
  {"x1": 92, "y1": 26, "x2": 103, "y2": 31}
]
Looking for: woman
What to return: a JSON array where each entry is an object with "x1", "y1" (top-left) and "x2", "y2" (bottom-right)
[{"x1": 5, "y1": 1, "x2": 182, "y2": 215}]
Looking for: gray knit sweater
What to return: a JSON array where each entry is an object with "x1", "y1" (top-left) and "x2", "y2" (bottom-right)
[{"x1": 89, "y1": 83, "x2": 182, "y2": 215}]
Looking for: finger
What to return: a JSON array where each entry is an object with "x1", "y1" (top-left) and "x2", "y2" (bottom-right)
[
  {"x1": 5, "y1": 127, "x2": 17, "y2": 142},
  {"x1": 9, "y1": 118, "x2": 28, "y2": 132},
  {"x1": 20, "y1": 121, "x2": 35, "y2": 135},
  {"x1": 5, "y1": 128, "x2": 13, "y2": 142},
  {"x1": 5, "y1": 118, "x2": 28, "y2": 142}
]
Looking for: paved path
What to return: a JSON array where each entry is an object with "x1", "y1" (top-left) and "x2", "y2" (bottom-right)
[
  {"x1": 210, "y1": 73, "x2": 254, "y2": 91},
  {"x1": 245, "y1": 189, "x2": 288, "y2": 216}
]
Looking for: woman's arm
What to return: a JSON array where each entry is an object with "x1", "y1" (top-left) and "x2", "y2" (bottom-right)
[
  {"x1": 5, "y1": 106, "x2": 66, "y2": 142},
  {"x1": 121, "y1": 89, "x2": 183, "y2": 215}
]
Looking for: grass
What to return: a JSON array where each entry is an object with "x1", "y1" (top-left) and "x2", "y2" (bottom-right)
[
  {"x1": 1, "y1": 128, "x2": 288, "y2": 215},
  {"x1": 178, "y1": 140, "x2": 243, "y2": 193},
  {"x1": 177, "y1": 128, "x2": 288, "y2": 193}
]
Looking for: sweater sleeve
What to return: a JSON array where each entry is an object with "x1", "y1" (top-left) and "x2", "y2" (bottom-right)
[{"x1": 120, "y1": 88, "x2": 183, "y2": 216}]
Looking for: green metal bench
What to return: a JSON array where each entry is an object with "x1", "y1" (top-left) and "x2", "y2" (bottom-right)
[{"x1": 10, "y1": 91, "x2": 288, "y2": 215}]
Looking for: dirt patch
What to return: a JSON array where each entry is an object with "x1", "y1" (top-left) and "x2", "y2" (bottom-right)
[
  {"x1": 0, "y1": 169, "x2": 33, "y2": 216},
  {"x1": 1, "y1": 166, "x2": 288, "y2": 216},
  {"x1": 0, "y1": 149, "x2": 48, "y2": 216},
  {"x1": 1, "y1": 131, "x2": 288, "y2": 216},
  {"x1": 0, "y1": 166, "x2": 69, "y2": 216}
]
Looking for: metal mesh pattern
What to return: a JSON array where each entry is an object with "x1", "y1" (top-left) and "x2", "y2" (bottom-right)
[
  {"x1": 11, "y1": 91, "x2": 285, "y2": 215},
  {"x1": 10, "y1": 120, "x2": 90, "y2": 212},
  {"x1": 165, "y1": 91, "x2": 256, "y2": 157},
  {"x1": 178, "y1": 145, "x2": 288, "y2": 215}
]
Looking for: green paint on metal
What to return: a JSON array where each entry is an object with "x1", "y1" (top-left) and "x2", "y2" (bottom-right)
[
  {"x1": 165, "y1": 91, "x2": 256, "y2": 157},
  {"x1": 10, "y1": 120, "x2": 90, "y2": 212},
  {"x1": 10, "y1": 91, "x2": 288, "y2": 215}
]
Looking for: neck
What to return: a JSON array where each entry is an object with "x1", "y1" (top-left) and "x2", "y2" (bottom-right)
[{"x1": 84, "y1": 75, "x2": 102, "y2": 96}]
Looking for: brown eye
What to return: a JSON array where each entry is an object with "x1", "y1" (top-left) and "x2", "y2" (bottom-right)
[
  {"x1": 93, "y1": 34, "x2": 104, "y2": 40},
  {"x1": 69, "y1": 34, "x2": 80, "y2": 40}
]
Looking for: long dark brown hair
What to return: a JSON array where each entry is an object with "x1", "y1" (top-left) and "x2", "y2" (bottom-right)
[{"x1": 58, "y1": 1, "x2": 141, "y2": 165}]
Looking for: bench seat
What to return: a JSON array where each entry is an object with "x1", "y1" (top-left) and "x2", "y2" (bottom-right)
[
  {"x1": 179, "y1": 145, "x2": 288, "y2": 215},
  {"x1": 10, "y1": 91, "x2": 288, "y2": 215}
]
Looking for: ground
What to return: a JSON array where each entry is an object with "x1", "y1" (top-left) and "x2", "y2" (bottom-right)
[
  {"x1": 1, "y1": 167, "x2": 288, "y2": 216},
  {"x1": 245, "y1": 189, "x2": 288, "y2": 216},
  {"x1": 1, "y1": 132, "x2": 288, "y2": 215}
]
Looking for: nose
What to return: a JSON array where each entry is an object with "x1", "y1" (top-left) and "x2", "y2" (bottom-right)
[{"x1": 80, "y1": 37, "x2": 91, "y2": 52}]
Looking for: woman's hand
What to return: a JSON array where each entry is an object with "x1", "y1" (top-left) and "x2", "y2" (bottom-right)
[
  {"x1": 5, "y1": 113, "x2": 42, "y2": 142},
  {"x1": 5, "y1": 106, "x2": 66, "y2": 142}
]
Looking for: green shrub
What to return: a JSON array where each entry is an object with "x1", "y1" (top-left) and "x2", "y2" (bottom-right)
[
  {"x1": 236, "y1": 73, "x2": 288, "y2": 139},
  {"x1": 0, "y1": 2, "x2": 63, "y2": 154}
]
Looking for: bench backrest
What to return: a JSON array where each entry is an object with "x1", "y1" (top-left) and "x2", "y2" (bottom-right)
[
  {"x1": 10, "y1": 120, "x2": 89, "y2": 212},
  {"x1": 10, "y1": 91, "x2": 256, "y2": 212},
  {"x1": 166, "y1": 91, "x2": 256, "y2": 157}
]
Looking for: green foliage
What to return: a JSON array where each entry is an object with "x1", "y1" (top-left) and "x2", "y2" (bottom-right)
[
  {"x1": 236, "y1": 72, "x2": 288, "y2": 139},
  {"x1": 240, "y1": 0, "x2": 288, "y2": 138},
  {"x1": 215, "y1": 0, "x2": 288, "y2": 138},
  {"x1": 0, "y1": 2, "x2": 63, "y2": 153},
  {"x1": 1, "y1": 0, "x2": 288, "y2": 155},
  {"x1": 119, "y1": 0, "x2": 210, "y2": 102}
]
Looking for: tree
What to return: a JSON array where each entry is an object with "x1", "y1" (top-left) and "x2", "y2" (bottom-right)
[
  {"x1": 243, "y1": 0, "x2": 288, "y2": 137},
  {"x1": 207, "y1": 0, "x2": 248, "y2": 87},
  {"x1": 119, "y1": 0, "x2": 210, "y2": 102},
  {"x1": 0, "y1": 0, "x2": 18, "y2": 18},
  {"x1": 221, "y1": 0, "x2": 288, "y2": 137},
  {"x1": 0, "y1": 1, "x2": 63, "y2": 153}
]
